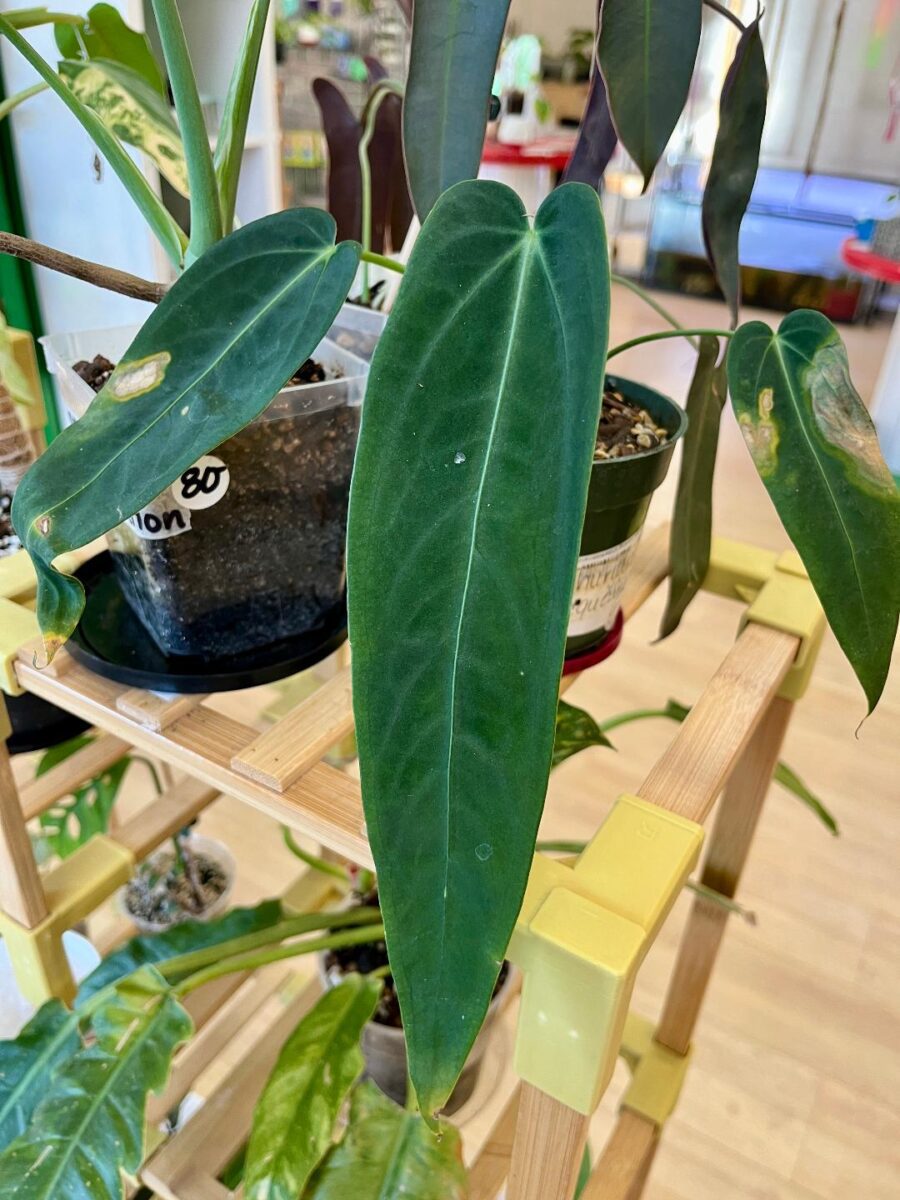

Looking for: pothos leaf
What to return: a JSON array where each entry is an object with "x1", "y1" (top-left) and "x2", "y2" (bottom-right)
[
  {"x1": 0, "y1": 968, "x2": 192, "y2": 1200},
  {"x1": 728, "y1": 310, "x2": 900, "y2": 713},
  {"x1": 304, "y1": 1080, "x2": 467, "y2": 1200},
  {"x1": 12, "y1": 209, "x2": 360, "y2": 658},
  {"x1": 553, "y1": 699, "x2": 613, "y2": 766},
  {"x1": 0, "y1": 1001, "x2": 80, "y2": 1150},
  {"x1": 659, "y1": 336, "x2": 727, "y2": 638},
  {"x1": 702, "y1": 17, "x2": 768, "y2": 325},
  {"x1": 243, "y1": 974, "x2": 381, "y2": 1200}
]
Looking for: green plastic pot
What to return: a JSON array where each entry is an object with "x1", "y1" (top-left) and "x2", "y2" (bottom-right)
[{"x1": 566, "y1": 376, "x2": 687, "y2": 655}]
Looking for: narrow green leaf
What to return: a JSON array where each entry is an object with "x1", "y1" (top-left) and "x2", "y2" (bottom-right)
[
  {"x1": 0, "y1": 1001, "x2": 80, "y2": 1150},
  {"x1": 773, "y1": 762, "x2": 839, "y2": 836},
  {"x1": 55, "y1": 3, "x2": 165, "y2": 94},
  {"x1": 598, "y1": 0, "x2": 702, "y2": 188},
  {"x1": 702, "y1": 17, "x2": 768, "y2": 325},
  {"x1": 0, "y1": 81, "x2": 47, "y2": 122},
  {"x1": 76, "y1": 900, "x2": 285, "y2": 1003},
  {"x1": 35, "y1": 734, "x2": 131, "y2": 860},
  {"x1": 148, "y1": 0, "x2": 221, "y2": 259},
  {"x1": 59, "y1": 58, "x2": 189, "y2": 196},
  {"x1": 12, "y1": 208, "x2": 359, "y2": 656},
  {"x1": 575, "y1": 1146, "x2": 592, "y2": 1200},
  {"x1": 0, "y1": 968, "x2": 192, "y2": 1200},
  {"x1": 659, "y1": 336, "x2": 727, "y2": 637},
  {"x1": 553, "y1": 699, "x2": 614, "y2": 767},
  {"x1": 728, "y1": 311, "x2": 900, "y2": 712},
  {"x1": 403, "y1": 0, "x2": 511, "y2": 219},
  {"x1": 244, "y1": 975, "x2": 381, "y2": 1200},
  {"x1": 214, "y1": 0, "x2": 271, "y2": 232},
  {"x1": 304, "y1": 1080, "x2": 467, "y2": 1199},
  {"x1": 0, "y1": 14, "x2": 186, "y2": 266},
  {"x1": 347, "y1": 179, "x2": 610, "y2": 1115}
]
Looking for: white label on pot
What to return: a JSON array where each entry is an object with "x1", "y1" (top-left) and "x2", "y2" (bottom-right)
[
  {"x1": 171, "y1": 455, "x2": 230, "y2": 510},
  {"x1": 568, "y1": 529, "x2": 642, "y2": 637},
  {"x1": 127, "y1": 494, "x2": 192, "y2": 541}
]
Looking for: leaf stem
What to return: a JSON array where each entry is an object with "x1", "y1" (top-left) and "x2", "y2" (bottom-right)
[
  {"x1": 702, "y1": 0, "x2": 746, "y2": 32},
  {"x1": 606, "y1": 328, "x2": 731, "y2": 360},
  {"x1": 361, "y1": 249, "x2": 405, "y2": 274},
  {"x1": 0, "y1": 80, "x2": 47, "y2": 121},
  {"x1": 174, "y1": 923, "x2": 386, "y2": 995},
  {"x1": 610, "y1": 273, "x2": 698, "y2": 348},
  {"x1": 598, "y1": 706, "x2": 677, "y2": 733},
  {"x1": 281, "y1": 826, "x2": 351, "y2": 884},
  {"x1": 0, "y1": 231, "x2": 167, "y2": 303}
]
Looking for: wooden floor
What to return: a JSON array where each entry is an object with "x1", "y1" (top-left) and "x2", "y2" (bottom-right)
[{"x1": 12, "y1": 292, "x2": 899, "y2": 1197}]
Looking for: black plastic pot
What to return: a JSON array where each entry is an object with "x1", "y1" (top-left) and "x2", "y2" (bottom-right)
[
  {"x1": 566, "y1": 376, "x2": 687, "y2": 656},
  {"x1": 4, "y1": 690, "x2": 89, "y2": 756}
]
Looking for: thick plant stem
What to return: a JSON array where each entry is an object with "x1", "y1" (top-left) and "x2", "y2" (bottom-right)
[
  {"x1": 0, "y1": 233, "x2": 166, "y2": 304},
  {"x1": 174, "y1": 923, "x2": 386, "y2": 995},
  {"x1": 611, "y1": 273, "x2": 698, "y2": 348},
  {"x1": 158, "y1": 906, "x2": 383, "y2": 980},
  {"x1": 150, "y1": 0, "x2": 222, "y2": 261},
  {"x1": 607, "y1": 328, "x2": 731, "y2": 360}
]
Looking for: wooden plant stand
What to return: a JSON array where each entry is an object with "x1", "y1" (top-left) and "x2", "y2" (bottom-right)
[{"x1": 0, "y1": 524, "x2": 827, "y2": 1199}]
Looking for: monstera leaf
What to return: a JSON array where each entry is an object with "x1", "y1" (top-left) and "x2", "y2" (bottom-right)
[
  {"x1": 347, "y1": 179, "x2": 610, "y2": 1115},
  {"x1": 728, "y1": 311, "x2": 900, "y2": 712},
  {"x1": 553, "y1": 700, "x2": 613, "y2": 766},
  {"x1": 0, "y1": 969, "x2": 191, "y2": 1200},
  {"x1": 244, "y1": 975, "x2": 381, "y2": 1200},
  {"x1": 702, "y1": 16, "x2": 768, "y2": 324},
  {"x1": 0, "y1": 1002, "x2": 80, "y2": 1150},
  {"x1": 598, "y1": 0, "x2": 702, "y2": 188},
  {"x1": 304, "y1": 1081, "x2": 467, "y2": 1199},
  {"x1": 34, "y1": 734, "x2": 131, "y2": 861},
  {"x1": 403, "y1": 0, "x2": 511, "y2": 218},
  {"x1": 13, "y1": 209, "x2": 359, "y2": 659}
]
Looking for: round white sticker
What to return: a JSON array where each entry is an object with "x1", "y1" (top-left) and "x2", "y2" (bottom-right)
[
  {"x1": 171, "y1": 455, "x2": 230, "y2": 511},
  {"x1": 568, "y1": 529, "x2": 642, "y2": 637}
]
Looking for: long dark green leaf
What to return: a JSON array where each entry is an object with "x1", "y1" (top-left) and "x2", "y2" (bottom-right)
[
  {"x1": 553, "y1": 699, "x2": 613, "y2": 766},
  {"x1": 0, "y1": 969, "x2": 191, "y2": 1199},
  {"x1": 403, "y1": 0, "x2": 511, "y2": 219},
  {"x1": 215, "y1": 0, "x2": 271, "y2": 232},
  {"x1": 0, "y1": 1002, "x2": 80, "y2": 1150},
  {"x1": 773, "y1": 762, "x2": 839, "y2": 836},
  {"x1": 77, "y1": 900, "x2": 284, "y2": 1002},
  {"x1": 0, "y1": 14, "x2": 186, "y2": 266},
  {"x1": 55, "y1": 2, "x2": 165, "y2": 93},
  {"x1": 347, "y1": 179, "x2": 610, "y2": 1115},
  {"x1": 728, "y1": 311, "x2": 900, "y2": 712},
  {"x1": 13, "y1": 208, "x2": 359, "y2": 657},
  {"x1": 598, "y1": 0, "x2": 702, "y2": 188},
  {"x1": 304, "y1": 1080, "x2": 467, "y2": 1199},
  {"x1": 244, "y1": 975, "x2": 381, "y2": 1200},
  {"x1": 59, "y1": 57, "x2": 189, "y2": 196},
  {"x1": 702, "y1": 17, "x2": 768, "y2": 325},
  {"x1": 659, "y1": 336, "x2": 726, "y2": 637}
]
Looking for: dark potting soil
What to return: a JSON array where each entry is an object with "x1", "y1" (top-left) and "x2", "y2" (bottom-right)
[
  {"x1": 81, "y1": 355, "x2": 359, "y2": 658},
  {"x1": 124, "y1": 849, "x2": 228, "y2": 927},
  {"x1": 325, "y1": 888, "x2": 510, "y2": 1029},
  {"x1": 73, "y1": 353, "x2": 115, "y2": 392},
  {"x1": 596, "y1": 383, "x2": 670, "y2": 460},
  {"x1": 0, "y1": 489, "x2": 20, "y2": 557}
]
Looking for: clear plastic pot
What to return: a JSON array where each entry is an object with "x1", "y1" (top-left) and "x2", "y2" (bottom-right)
[
  {"x1": 326, "y1": 302, "x2": 387, "y2": 363},
  {"x1": 41, "y1": 327, "x2": 368, "y2": 659}
]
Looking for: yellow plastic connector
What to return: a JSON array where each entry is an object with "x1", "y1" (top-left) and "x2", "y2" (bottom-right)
[
  {"x1": 509, "y1": 795, "x2": 703, "y2": 1114},
  {"x1": 0, "y1": 596, "x2": 39, "y2": 695},
  {"x1": 0, "y1": 836, "x2": 135, "y2": 1004},
  {"x1": 703, "y1": 537, "x2": 826, "y2": 701},
  {"x1": 619, "y1": 1012, "x2": 691, "y2": 1127}
]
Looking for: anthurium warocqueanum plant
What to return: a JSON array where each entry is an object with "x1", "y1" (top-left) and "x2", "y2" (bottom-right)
[{"x1": 1, "y1": 0, "x2": 898, "y2": 1167}]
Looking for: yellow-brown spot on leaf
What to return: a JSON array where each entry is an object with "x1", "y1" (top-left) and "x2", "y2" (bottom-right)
[
  {"x1": 738, "y1": 388, "x2": 780, "y2": 478},
  {"x1": 36, "y1": 514, "x2": 51, "y2": 537},
  {"x1": 109, "y1": 351, "x2": 171, "y2": 401}
]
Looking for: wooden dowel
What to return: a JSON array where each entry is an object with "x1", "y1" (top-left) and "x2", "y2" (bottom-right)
[
  {"x1": 506, "y1": 1086, "x2": 590, "y2": 1200},
  {"x1": 469, "y1": 1087, "x2": 521, "y2": 1200},
  {"x1": 655, "y1": 695, "x2": 794, "y2": 1055},
  {"x1": 116, "y1": 776, "x2": 219, "y2": 861},
  {"x1": 582, "y1": 1110, "x2": 658, "y2": 1200},
  {"x1": 0, "y1": 739, "x2": 47, "y2": 926}
]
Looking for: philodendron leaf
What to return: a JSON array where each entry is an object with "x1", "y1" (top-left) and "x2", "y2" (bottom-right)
[
  {"x1": 702, "y1": 16, "x2": 768, "y2": 325},
  {"x1": 347, "y1": 179, "x2": 610, "y2": 1115},
  {"x1": 403, "y1": 0, "x2": 512, "y2": 219},
  {"x1": 214, "y1": 0, "x2": 271, "y2": 232},
  {"x1": 0, "y1": 968, "x2": 191, "y2": 1200},
  {"x1": 13, "y1": 209, "x2": 359, "y2": 658},
  {"x1": 0, "y1": 1001, "x2": 79, "y2": 1150},
  {"x1": 563, "y1": 20, "x2": 618, "y2": 191},
  {"x1": 304, "y1": 1080, "x2": 467, "y2": 1199},
  {"x1": 598, "y1": 0, "x2": 702, "y2": 188},
  {"x1": 55, "y1": 1, "x2": 165, "y2": 94},
  {"x1": 660, "y1": 336, "x2": 727, "y2": 638},
  {"x1": 243, "y1": 975, "x2": 381, "y2": 1200},
  {"x1": 553, "y1": 699, "x2": 613, "y2": 766},
  {"x1": 728, "y1": 311, "x2": 900, "y2": 712},
  {"x1": 59, "y1": 58, "x2": 189, "y2": 195},
  {"x1": 76, "y1": 900, "x2": 284, "y2": 1002}
]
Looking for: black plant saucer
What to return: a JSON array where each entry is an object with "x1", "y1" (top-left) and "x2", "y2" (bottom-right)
[{"x1": 68, "y1": 552, "x2": 347, "y2": 694}]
